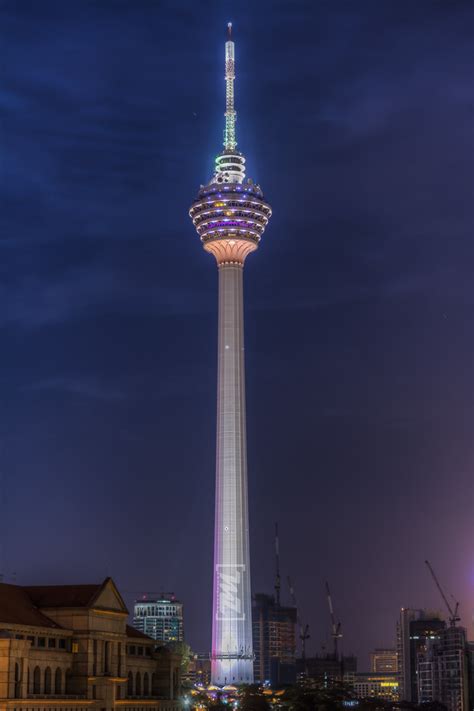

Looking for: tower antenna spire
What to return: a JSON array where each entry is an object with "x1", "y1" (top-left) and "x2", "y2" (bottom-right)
[{"x1": 224, "y1": 22, "x2": 237, "y2": 150}]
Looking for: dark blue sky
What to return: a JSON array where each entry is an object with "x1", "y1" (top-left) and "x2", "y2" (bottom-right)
[{"x1": 1, "y1": 0, "x2": 473, "y2": 669}]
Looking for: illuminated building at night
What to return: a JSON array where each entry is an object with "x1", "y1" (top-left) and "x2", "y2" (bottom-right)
[
  {"x1": 133, "y1": 594, "x2": 184, "y2": 643},
  {"x1": 297, "y1": 654, "x2": 357, "y2": 687},
  {"x1": 252, "y1": 593, "x2": 297, "y2": 686},
  {"x1": 353, "y1": 673, "x2": 399, "y2": 701},
  {"x1": 370, "y1": 648, "x2": 397, "y2": 674},
  {"x1": 418, "y1": 626, "x2": 470, "y2": 711},
  {"x1": 182, "y1": 653, "x2": 211, "y2": 688},
  {"x1": 189, "y1": 24, "x2": 272, "y2": 686},
  {"x1": 0, "y1": 577, "x2": 181, "y2": 711},
  {"x1": 397, "y1": 607, "x2": 445, "y2": 703}
]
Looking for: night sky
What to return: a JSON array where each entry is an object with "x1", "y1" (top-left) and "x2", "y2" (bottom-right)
[{"x1": 1, "y1": 0, "x2": 474, "y2": 669}]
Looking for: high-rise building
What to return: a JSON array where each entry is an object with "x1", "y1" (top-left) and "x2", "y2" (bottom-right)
[
  {"x1": 189, "y1": 24, "x2": 272, "y2": 687},
  {"x1": 370, "y1": 648, "x2": 397, "y2": 674},
  {"x1": 297, "y1": 654, "x2": 357, "y2": 687},
  {"x1": 252, "y1": 593, "x2": 297, "y2": 686},
  {"x1": 418, "y1": 625, "x2": 470, "y2": 711},
  {"x1": 397, "y1": 608, "x2": 445, "y2": 703},
  {"x1": 354, "y1": 673, "x2": 399, "y2": 701},
  {"x1": 133, "y1": 594, "x2": 184, "y2": 643}
]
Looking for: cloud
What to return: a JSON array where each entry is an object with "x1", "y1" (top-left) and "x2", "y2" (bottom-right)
[
  {"x1": 0, "y1": 259, "x2": 211, "y2": 328},
  {"x1": 24, "y1": 376, "x2": 125, "y2": 401}
]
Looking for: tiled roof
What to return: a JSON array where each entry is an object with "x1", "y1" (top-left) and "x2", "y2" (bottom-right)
[
  {"x1": 126, "y1": 624, "x2": 154, "y2": 641},
  {"x1": 0, "y1": 584, "x2": 62, "y2": 629},
  {"x1": 24, "y1": 583, "x2": 101, "y2": 609}
]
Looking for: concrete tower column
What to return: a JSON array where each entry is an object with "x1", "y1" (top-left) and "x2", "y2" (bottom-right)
[{"x1": 212, "y1": 262, "x2": 253, "y2": 684}]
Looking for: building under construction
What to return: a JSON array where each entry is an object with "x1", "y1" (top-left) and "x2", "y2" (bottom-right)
[
  {"x1": 252, "y1": 593, "x2": 297, "y2": 686},
  {"x1": 397, "y1": 608, "x2": 446, "y2": 702},
  {"x1": 418, "y1": 625, "x2": 471, "y2": 711},
  {"x1": 297, "y1": 653, "x2": 357, "y2": 687}
]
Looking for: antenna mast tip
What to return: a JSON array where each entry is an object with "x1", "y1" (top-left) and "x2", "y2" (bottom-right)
[{"x1": 227, "y1": 22, "x2": 232, "y2": 38}]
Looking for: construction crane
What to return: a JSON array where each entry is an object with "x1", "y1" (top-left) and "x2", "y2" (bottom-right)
[
  {"x1": 325, "y1": 581, "x2": 343, "y2": 661},
  {"x1": 287, "y1": 576, "x2": 310, "y2": 662},
  {"x1": 274, "y1": 523, "x2": 281, "y2": 607},
  {"x1": 425, "y1": 560, "x2": 460, "y2": 627}
]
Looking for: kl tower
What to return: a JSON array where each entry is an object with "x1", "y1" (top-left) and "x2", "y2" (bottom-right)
[{"x1": 189, "y1": 23, "x2": 272, "y2": 685}]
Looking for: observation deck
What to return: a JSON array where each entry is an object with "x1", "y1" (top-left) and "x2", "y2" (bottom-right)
[{"x1": 189, "y1": 179, "x2": 272, "y2": 265}]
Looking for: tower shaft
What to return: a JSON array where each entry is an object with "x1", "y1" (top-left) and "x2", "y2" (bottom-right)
[{"x1": 212, "y1": 263, "x2": 253, "y2": 684}]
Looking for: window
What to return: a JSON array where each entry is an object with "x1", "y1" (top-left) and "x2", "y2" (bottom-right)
[
  {"x1": 27, "y1": 636, "x2": 35, "y2": 646},
  {"x1": 37, "y1": 637, "x2": 46, "y2": 648},
  {"x1": 48, "y1": 638, "x2": 56, "y2": 649},
  {"x1": 59, "y1": 639, "x2": 66, "y2": 650},
  {"x1": 14, "y1": 663, "x2": 21, "y2": 699},
  {"x1": 127, "y1": 672, "x2": 133, "y2": 697},
  {"x1": 143, "y1": 673, "x2": 149, "y2": 696},
  {"x1": 104, "y1": 641, "x2": 111, "y2": 674},
  {"x1": 137, "y1": 646, "x2": 143, "y2": 656},
  {"x1": 44, "y1": 667, "x2": 52, "y2": 694},
  {"x1": 129, "y1": 645, "x2": 136, "y2": 656},
  {"x1": 65, "y1": 669, "x2": 73, "y2": 695},
  {"x1": 55, "y1": 668, "x2": 62, "y2": 695},
  {"x1": 33, "y1": 667, "x2": 41, "y2": 694},
  {"x1": 135, "y1": 672, "x2": 141, "y2": 697}
]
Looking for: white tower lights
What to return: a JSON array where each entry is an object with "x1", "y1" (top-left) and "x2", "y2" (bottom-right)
[{"x1": 189, "y1": 23, "x2": 272, "y2": 685}]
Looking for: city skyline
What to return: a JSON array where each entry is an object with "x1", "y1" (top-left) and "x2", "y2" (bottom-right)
[{"x1": 1, "y1": 0, "x2": 473, "y2": 669}]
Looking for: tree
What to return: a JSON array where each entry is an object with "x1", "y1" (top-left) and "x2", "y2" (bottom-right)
[
  {"x1": 239, "y1": 685, "x2": 271, "y2": 711},
  {"x1": 166, "y1": 641, "x2": 192, "y2": 672}
]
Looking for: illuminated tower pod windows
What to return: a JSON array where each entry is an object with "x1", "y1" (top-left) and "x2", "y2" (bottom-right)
[{"x1": 189, "y1": 23, "x2": 272, "y2": 686}]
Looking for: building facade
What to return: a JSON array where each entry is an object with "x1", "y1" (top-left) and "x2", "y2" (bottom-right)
[
  {"x1": 252, "y1": 593, "x2": 297, "y2": 686},
  {"x1": 182, "y1": 654, "x2": 211, "y2": 689},
  {"x1": 189, "y1": 23, "x2": 272, "y2": 686},
  {"x1": 353, "y1": 673, "x2": 399, "y2": 701},
  {"x1": 133, "y1": 596, "x2": 183, "y2": 644},
  {"x1": 418, "y1": 626, "x2": 470, "y2": 711},
  {"x1": 370, "y1": 648, "x2": 397, "y2": 674},
  {"x1": 396, "y1": 607, "x2": 445, "y2": 703},
  {"x1": 0, "y1": 578, "x2": 181, "y2": 711},
  {"x1": 297, "y1": 655, "x2": 357, "y2": 687}
]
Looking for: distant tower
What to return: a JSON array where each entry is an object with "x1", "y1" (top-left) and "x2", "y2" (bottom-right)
[{"x1": 189, "y1": 23, "x2": 272, "y2": 685}]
